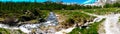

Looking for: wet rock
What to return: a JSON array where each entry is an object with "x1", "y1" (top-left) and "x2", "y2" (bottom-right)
[
  {"x1": 83, "y1": 20, "x2": 87, "y2": 24},
  {"x1": 38, "y1": 18, "x2": 46, "y2": 23},
  {"x1": 21, "y1": 9, "x2": 41, "y2": 22},
  {"x1": 2, "y1": 17, "x2": 19, "y2": 26},
  {"x1": 20, "y1": 16, "x2": 32, "y2": 22},
  {"x1": 81, "y1": 26, "x2": 88, "y2": 29}
]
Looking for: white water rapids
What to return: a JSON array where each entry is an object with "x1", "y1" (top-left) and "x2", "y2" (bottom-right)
[
  {"x1": 0, "y1": 12, "x2": 75, "y2": 34},
  {"x1": 0, "y1": 11, "x2": 120, "y2": 34}
]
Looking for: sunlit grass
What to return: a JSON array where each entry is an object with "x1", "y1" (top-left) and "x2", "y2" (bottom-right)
[
  {"x1": 0, "y1": 28, "x2": 25, "y2": 34},
  {"x1": 68, "y1": 19, "x2": 105, "y2": 34},
  {"x1": 0, "y1": 8, "x2": 119, "y2": 34}
]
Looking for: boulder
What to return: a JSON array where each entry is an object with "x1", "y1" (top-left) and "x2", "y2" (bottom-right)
[{"x1": 2, "y1": 17, "x2": 19, "y2": 26}]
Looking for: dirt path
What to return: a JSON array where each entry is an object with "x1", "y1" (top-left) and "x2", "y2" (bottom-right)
[{"x1": 81, "y1": 11, "x2": 120, "y2": 34}]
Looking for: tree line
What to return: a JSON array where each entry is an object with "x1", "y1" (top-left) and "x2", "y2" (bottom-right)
[{"x1": 0, "y1": 1, "x2": 120, "y2": 10}]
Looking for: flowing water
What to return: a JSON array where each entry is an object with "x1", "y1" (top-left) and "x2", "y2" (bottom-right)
[
  {"x1": 18, "y1": 12, "x2": 59, "y2": 34},
  {"x1": 0, "y1": 12, "x2": 76, "y2": 34},
  {"x1": 0, "y1": 12, "x2": 120, "y2": 34},
  {"x1": 0, "y1": 12, "x2": 59, "y2": 34}
]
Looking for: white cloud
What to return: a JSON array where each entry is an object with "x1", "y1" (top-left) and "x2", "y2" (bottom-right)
[{"x1": 83, "y1": 0, "x2": 92, "y2": 4}]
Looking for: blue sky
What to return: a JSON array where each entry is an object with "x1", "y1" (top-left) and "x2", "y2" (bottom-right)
[{"x1": 0, "y1": 0, "x2": 97, "y2": 4}]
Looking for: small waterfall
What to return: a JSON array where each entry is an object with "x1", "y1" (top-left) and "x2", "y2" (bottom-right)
[
  {"x1": 19, "y1": 12, "x2": 59, "y2": 34},
  {"x1": 19, "y1": 24, "x2": 41, "y2": 33},
  {"x1": 0, "y1": 12, "x2": 59, "y2": 34},
  {"x1": 44, "y1": 12, "x2": 58, "y2": 27},
  {"x1": 3, "y1": 11, "x2": 120, "y2": 34}
]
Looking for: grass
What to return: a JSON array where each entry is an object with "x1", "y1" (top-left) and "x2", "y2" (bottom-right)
[
  {"x1": 68, "y1": 19, "x2": 105, "y2": 34},
  {"x1": 0, "y1": 18, "x2": 4, "y2": 21},
  {"x1": 0, "y1": 28, "x2": 10, "y2": 34},
  {"x1": 53, "y1": 10, "x2": 96, "y2": 27},
  {"x1": 52, "y1": 8, "x2": 120, "y2": 15},
  {"x1": 53, "y1": 10, "x2": 96, "y2": 21},
  {"x1": 52, "y1": 8, "x2": 120, "y2": 24},
  {"x1": 83, "y1": 8, "x2": 120, "y2": 15},
  {"x1": 0, "y1": 8, "x2": 119, "y2": 34},
  {"x1": 0, "y1": 28, "x2": 25, "y2": 34}
]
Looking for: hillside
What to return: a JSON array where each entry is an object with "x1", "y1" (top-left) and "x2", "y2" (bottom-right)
[
  {"x1": 0, "y1": 1, "x2": 120, "y2": 34},
  {"x1": 0, "y1": 8, "x2": 119, "y2": 34}
]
